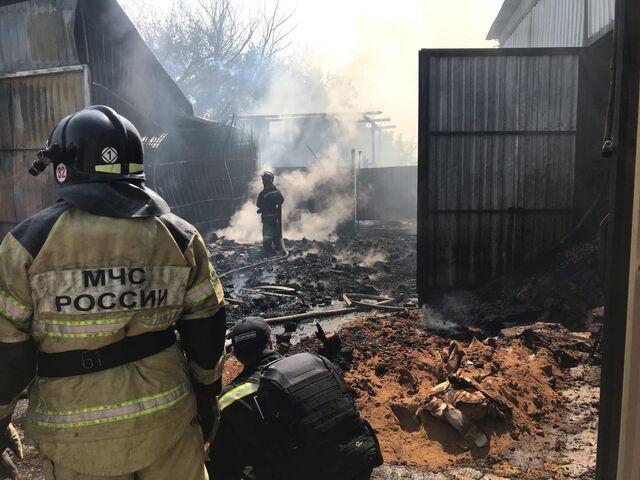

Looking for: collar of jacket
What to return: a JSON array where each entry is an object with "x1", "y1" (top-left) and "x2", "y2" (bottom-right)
[
  {"x1": 236, "y1": 350, "x2": 281, "y2": 383},
  {"x1": 59, "y1": 181, "x2": 170, "y2": 218}
]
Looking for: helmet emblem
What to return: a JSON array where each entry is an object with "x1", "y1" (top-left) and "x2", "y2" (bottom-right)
[
  {"x1": 101, "y1": 147, "x2": 118, "y2": 164},
  {"x1": 56, "y1": 163, "x2": 67, "y2": 183}
]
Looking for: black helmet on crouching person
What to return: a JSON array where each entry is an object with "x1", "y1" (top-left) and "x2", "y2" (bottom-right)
[
  {"x1": 29, "y1": 105, "x2": 169, "y2": 218},
  {"x1": 30, "y1": 105, "x2": 145, "y2": 185},
  {"x1": 230, "y1": 316, "x2": 273, "y2": 366}
]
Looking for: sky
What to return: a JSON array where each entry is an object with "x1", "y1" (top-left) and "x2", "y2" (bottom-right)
[{"x1": 119, "y1": 0, "x2": 505, "y2": 140}]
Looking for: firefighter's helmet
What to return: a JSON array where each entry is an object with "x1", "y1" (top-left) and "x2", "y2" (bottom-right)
[
  {"x1": 30, "y1": 105, "x2": 145, "y2": 184},
  {"x1": 261, "y1": 171, "x2": 274, "y2": 184}
]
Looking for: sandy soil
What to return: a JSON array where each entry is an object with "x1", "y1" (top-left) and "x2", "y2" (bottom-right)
[
  {"x1": 7, "y1": 314, "x2": 600, "y2": 480},
  {"x1": 294, "y1": 312, "x2": 600, "y2": 479}
]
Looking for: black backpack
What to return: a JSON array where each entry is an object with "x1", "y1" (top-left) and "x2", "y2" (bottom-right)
[{"x1": 255, "y1": 352, "x2": 383, "y2": 480}]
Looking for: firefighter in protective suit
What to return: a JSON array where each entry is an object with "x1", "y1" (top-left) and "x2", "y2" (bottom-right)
[
  {"x1": 0, "y1": 106, "x2": 226, "y2": 479},
  {"x1": 256, "y1": 172, "x2": 285, "y2": 255}
]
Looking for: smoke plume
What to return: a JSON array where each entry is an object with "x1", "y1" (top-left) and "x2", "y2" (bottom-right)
[
  {"x1": 421, "y1": 305, "x2": 461, "y2": 333},
  {"x1": 217, "y1": 60, "x2": 360, "y2": 243},
  {"x1": 217, "y1": 145, "x2": 354, "y2": 242},
  {"x1": 335, "y1": 248, "x2": 387, "y2": 267}
]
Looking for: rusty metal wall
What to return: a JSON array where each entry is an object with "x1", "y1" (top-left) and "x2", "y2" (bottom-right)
[
  {"x1": 357, "y1": 166, "x2": 417, "y2": 220},
  {"x1": 0, "y1": 69, "x2": 87, "y2": 238},
  {"x1": 0, "y1": 0, "x2": 79, "y2": 74},
  {"x1": 418, "y1": 49, "x2": 581, "y2": 293},
  {"x1": 75, "y1": 0, "x2": 192, "y2": 119}
]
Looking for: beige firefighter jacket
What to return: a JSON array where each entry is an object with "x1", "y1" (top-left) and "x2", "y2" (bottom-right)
[{"x1": 0, "y1": 203, "x2": 225, "y2": 476}]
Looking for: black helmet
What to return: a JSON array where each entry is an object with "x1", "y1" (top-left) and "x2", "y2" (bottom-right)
[
  {"x1": 261, "y1": 171, "x2": 274, "y2": 183},
  {"x1": 30, "y1": 105, "x2": 145, "y2": 184},
  {"x1": 230, "y1": 316, "x2": 272, "y2": 363}
]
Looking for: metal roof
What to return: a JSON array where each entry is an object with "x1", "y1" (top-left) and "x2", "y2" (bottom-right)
[
  {"x1": 487, "y1": 0, "x2": 615, "y2": 47},
  {"x1": 487, "y1": 0, "x2": 538, "y2": 41}
]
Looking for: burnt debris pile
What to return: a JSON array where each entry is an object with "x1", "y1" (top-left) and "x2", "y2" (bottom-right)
[
  {"x1": 423, "y1": 239, "x2": 604, "y2": 337},
  {"x1": 211, "y1": 223, "x2": 417, "y2": 324}
]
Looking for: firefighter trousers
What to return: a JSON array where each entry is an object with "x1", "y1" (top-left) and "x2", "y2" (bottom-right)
[{"x1": 42, "y1": 420, "x2": 208, "y2": 480}]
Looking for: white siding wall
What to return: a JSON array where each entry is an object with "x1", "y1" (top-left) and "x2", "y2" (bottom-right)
[
  {"x1": 503, "y1": 15, "x2": 532, "y2": 47},
  {"x1": 500, "y1": 0, "x2": 613, "y2": 48},
  {"x1": 588, "y1": 0, "x2": 615, "y2": 41}
]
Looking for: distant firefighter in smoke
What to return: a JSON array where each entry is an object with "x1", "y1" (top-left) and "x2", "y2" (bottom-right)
[{"x1": 257, "y1": 171, "x2": 285, "y2": 255}]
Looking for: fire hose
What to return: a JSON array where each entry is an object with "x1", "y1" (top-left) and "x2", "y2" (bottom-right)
[
  {"x1": 264, "y1": 292, "x2": 413, "y2": 325},
  {"x1": 219, "y1": 202, "x2": 287, "y2": 279},
  {"x1": 224, "y1": 291, "x2": 416, "y2": 350},
  {"x1": 218, "y1": 249, "x2": 290, "y2": 279}
]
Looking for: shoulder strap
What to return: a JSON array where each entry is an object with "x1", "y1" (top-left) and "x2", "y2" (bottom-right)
[
  {"x1": 259, "y1": 357, "x2": 283, "y2": 375},
  {"x1": 10, "y1": 201, "x2": 72, "y2": 258},
  {"x1": 158, "y1": 213, "x2": 195, "y2": 253}
]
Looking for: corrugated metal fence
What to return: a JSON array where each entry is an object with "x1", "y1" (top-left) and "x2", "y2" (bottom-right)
[
  {"x1": 0, "y1": 69, "x2": 87, "y2": 239},
  {"x1": 0, "y1": 0, "x2": 79, "y2": 73},
  {"x1": 140, "y1": 123, "x2": 257, "y2": 232},
  {"x1": 418, "y1": 48, "x2": 581, "y2": 294},
  {"x1": 357, "y1": 166, "x2": 416, "y2": 220}
]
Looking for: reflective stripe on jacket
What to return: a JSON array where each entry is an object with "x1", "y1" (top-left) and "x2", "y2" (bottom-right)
[
  {"x1": 219, "y1": 382, "x2": 259, "y2": 411},
  {"x1": 208, "y1": 351, "x2": 282, "y2": 480}
]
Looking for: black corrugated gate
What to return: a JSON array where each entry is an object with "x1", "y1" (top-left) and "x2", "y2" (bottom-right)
[{"x1": 418, "y1": 48, "x2": 581, "y2": 297}]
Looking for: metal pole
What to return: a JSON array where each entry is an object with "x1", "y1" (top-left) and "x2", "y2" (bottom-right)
[
  {"x1": 371, "y1": 125, "x2": 376, "y2": 165},
  {"x1": 352, "y1": 148, "x2": 358, "y2": 234},
  {"x1": 597, "y1": 0, "x2": 640, "y2": 477},
  {"x1": 358, "y1": 150, "x2": 362, "y2": 232}
]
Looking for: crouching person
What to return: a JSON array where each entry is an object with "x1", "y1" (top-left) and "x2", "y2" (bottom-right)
[{"x1": 207, "y1": 317, "x2": 383, "y2": 480}]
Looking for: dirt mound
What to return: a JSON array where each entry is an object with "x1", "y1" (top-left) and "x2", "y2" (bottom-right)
[{"x1": 292, "y1": 310, "x2": 599, "y2": 477}]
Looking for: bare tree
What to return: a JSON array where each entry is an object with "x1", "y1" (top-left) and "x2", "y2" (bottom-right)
[
  {"x1": 129, "y1": 0, "x2": 296, "y2": 119},
  {"x1": 257, "y1": 0, "x2": 296, "y2": 59}
]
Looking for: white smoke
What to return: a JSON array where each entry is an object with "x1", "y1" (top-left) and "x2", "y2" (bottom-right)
[
  {"x1": 216, "y1": 45, "x2": 365, "y2": 243},
  {"x1": 251, "y1": 60, "x2": 361, "y2": 169},
  {"x1": 358, "y1": 250, "x2": 386, "y2": 267},
  {"x1": 217, "y1": 145, "x2": 354, "y2": 242},
  {"x1": 421, "y1": 305, "x2": 460, "y2": 332},
  {"x1": 335, "y1": 248, "x2": 387, "y2": 267}
]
